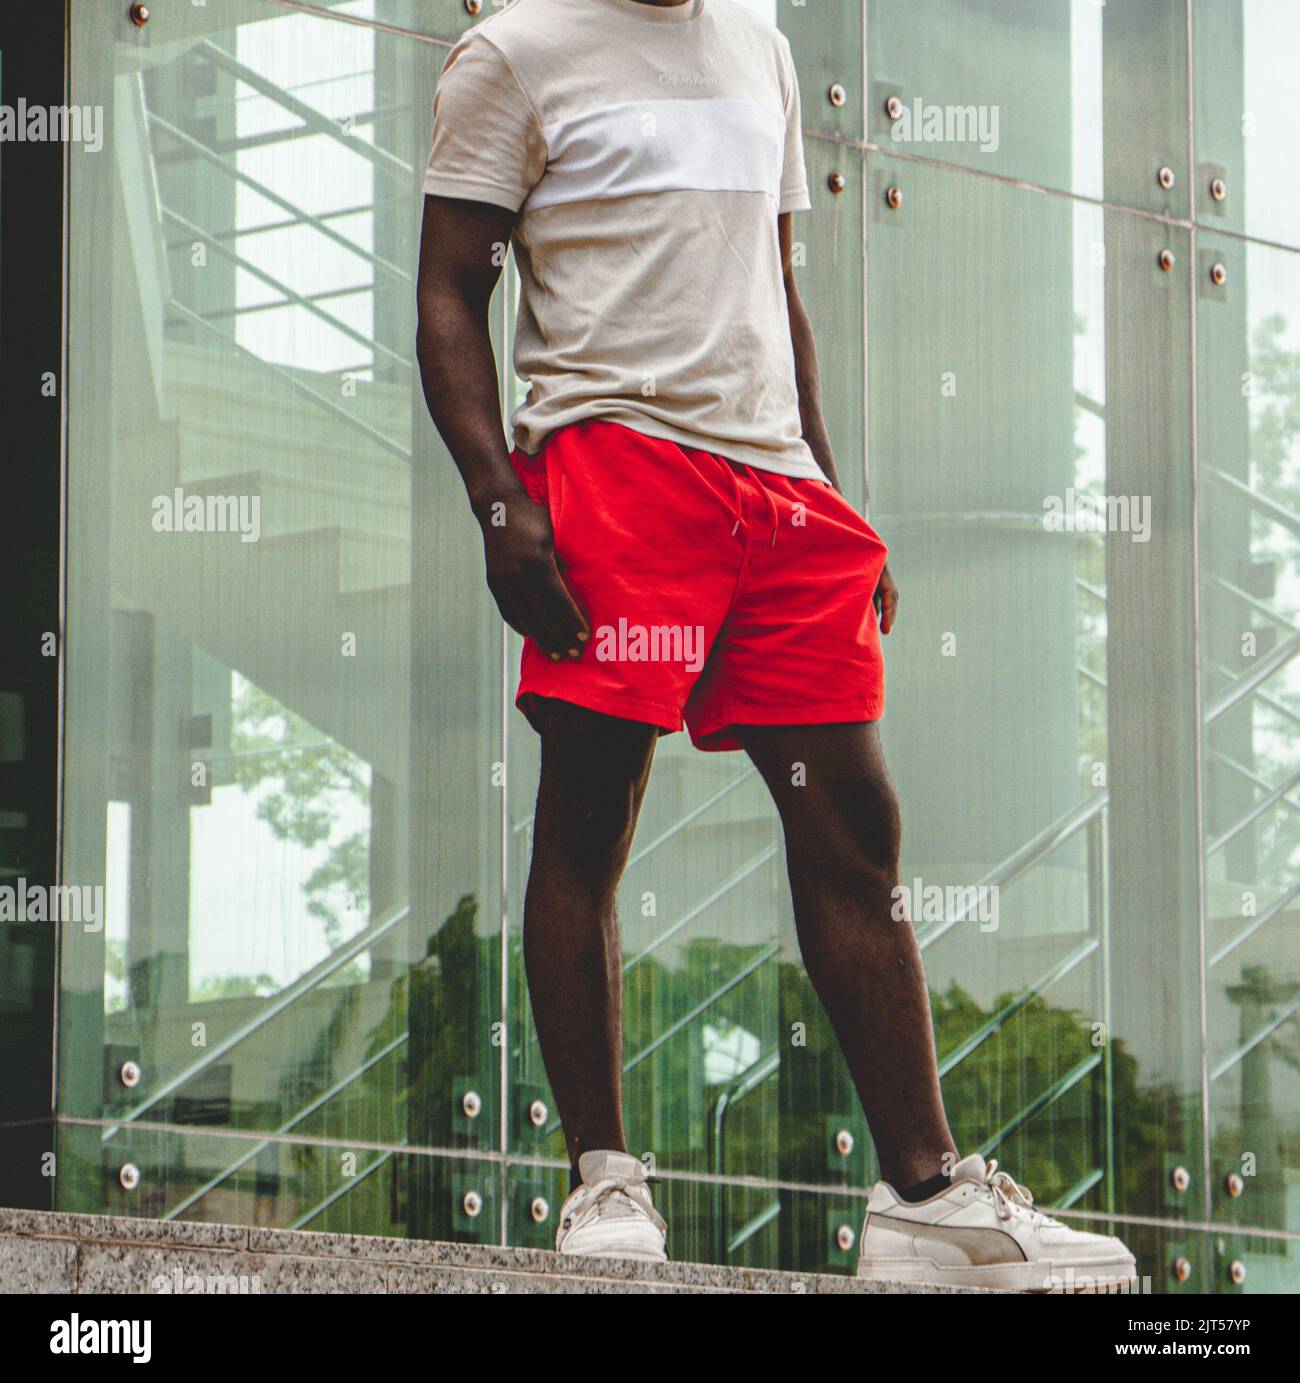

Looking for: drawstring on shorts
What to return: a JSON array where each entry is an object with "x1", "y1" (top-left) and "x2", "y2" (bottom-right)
[{"x1": 723, "y1": 461, "x2": 780, "y2": 547}]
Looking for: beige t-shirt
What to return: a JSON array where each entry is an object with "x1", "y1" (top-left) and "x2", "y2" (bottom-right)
[{"x1": 423, "y1": 0, "x2": 820, "y2": 479}]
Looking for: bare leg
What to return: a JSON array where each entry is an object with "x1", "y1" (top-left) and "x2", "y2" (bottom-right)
[
  {"x1": 738, "y1": 720, "x2": 957, "y2": 1188},
  {"x1": 523, "y1": 698, "x2": 658, "y2": 1181}
]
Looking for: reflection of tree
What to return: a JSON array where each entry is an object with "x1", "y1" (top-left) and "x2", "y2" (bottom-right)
[
  {"x1": 222, "y1": 918, "x2": 1178, "y2": 1269},
  {"x1": 774, "y1": 963, "x2": 1170, "y2": 1274},
  {"x1": 230, "y1": 679, "x2": 370, "y2": 959},
  {"x1": 1073, "y1": 307, "x2": 1108, "y2": 785},
  {"x1": 1243, "y1": 314, "x2": 1300, "y2": 892},
  {"x1": 1217, "y1": 967, "x2": 1297, "y2": 1239},
  {"x1": 1249, "y1": 312, "x2": 1300, "y2": 504}
]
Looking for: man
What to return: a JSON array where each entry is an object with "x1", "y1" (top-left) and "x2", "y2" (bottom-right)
[{"x1": 416, "y1": 0, "x2": 1135, "y2": 1290}]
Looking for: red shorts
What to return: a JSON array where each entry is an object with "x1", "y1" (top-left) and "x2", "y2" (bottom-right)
[{"x1": 509, "y1": 420, "x2": 889, "y2": 752}]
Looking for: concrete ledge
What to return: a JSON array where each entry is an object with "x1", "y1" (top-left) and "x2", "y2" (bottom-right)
[{"x1": 0, "y1": 1207, "x2": 989, "y2": 1294}]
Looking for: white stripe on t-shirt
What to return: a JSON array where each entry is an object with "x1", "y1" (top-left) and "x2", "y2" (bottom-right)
[{"x1": 525, "y1": 97, "x2": 785, "y2": 210}]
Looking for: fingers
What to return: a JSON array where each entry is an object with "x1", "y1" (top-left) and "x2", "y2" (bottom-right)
[
  {"x1": 513, "y1": 560, "x2": 590, "y2": 660},
  {"x1": 874, "y1": 569, "x2": 898, "y2": 636},
  {"x1": 487, "y1": 578, "x2": 530, "y2": 640}
]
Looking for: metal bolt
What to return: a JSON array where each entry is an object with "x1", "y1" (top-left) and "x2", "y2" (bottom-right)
[
  {"x1": 118, "y1": 1060, "x2": 142, "y2": 1089},
  {"x1": 827, "y1": 172, "x2": 846, "y2": 195},
  {"x1": 1172, "y1": 1256, "x2": 1192, "y2": 1283},
  {"x1": 1158, "y1": 249, "x2": 1177, "y2": 273},
  {"x1": 1224, "y1": 1171, "x2": 1244, "y2": 1198},
  {"x1": 834, "y1": 1129, "x2": 855, "y2": 1157},
  {"x1": 1157, "y1": 166, "x2": 1176, "y2": 190},
  {"x1": 1210, "y1": 261, "x2": 1227, "y2": 286},
  {"x1": 885, "y1": 185, "x2": 903, "y2": 211},
  {"x1": 465, "y1": 0, "x2": 483, "y2": 13},
  {"x1": 828, "y1": 83, "x2": 847, "y2": 109},
  {"x1": 530, "y1": 1196, "x2": 550, "y2": 1224},
  {"x1": 129, "y1": 2, "x2": 150, "y2": 25},
  {"x1": 835, "y1": 1224, "x2": 856, "y2": 1252},
  {"x1": 528, "y1": 1099, "x2": 548, "y2": 1128},
  {"x1": 462, "y1": 1190, "x2": 483, "y2": 1218},
  {"x1": 1210, "y1": 177, "x2": 1227, "y2": 202},
  {"x1": 118, "y1": 1163, "x2": 141, "y2": 1191},
  {"x1": 884, "y1": 95, "x2": 904, "y2": 122},
  {"x1": 1229, "y1": 1260, "x2": 1246, "y2": 1285},
  {"x1": 461, "y1": 1090, "x2": 482, "y2": 1119},
  {"x1": 1170, "y1": 1164, "x2": 1191, "y2": 1191}
]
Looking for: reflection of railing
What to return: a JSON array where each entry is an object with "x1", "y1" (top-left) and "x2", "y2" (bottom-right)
[
  {"x1": 161, "y1": 202, "x2": 409, "y2": 373},
  {"x1": 167, "y1": 296, "x2": 411, "y2": 460},
  {"x1": 147, "y1": 37, "x2": 416, "y2": 455},
  {"x1": 146, "y1": 109, "x2": 412, "y2": 288},
  {"x1": 1205, "y1": 464, "x2": 1300, "y2": 540},
  {"x1": 1200, "y1": 464, "x2": 1300, "y2": 995},
  {"x1": 291, "y1": 1147, "x2": 401, "y2": 1232},
  {"x1": 163, "y1": 1033, "x2": 407, "y2": 1220},
  {"x1": 101, "y1": 901, "x2": 410, "y2": 1144},
  {"x1": 1200, "y1": 464, "x2": 1300, "y2": 1084},
  {"x1": 916, "y1": 792, "x2": 1107, "y2": 951},
  {"x1": 197, "y1": 39, "x2": 413, "y2": 182}
]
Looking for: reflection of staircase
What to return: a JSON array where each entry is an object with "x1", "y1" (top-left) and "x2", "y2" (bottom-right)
[{"x1": 113, "y1": 345, "x2": 413, "y2": 786}]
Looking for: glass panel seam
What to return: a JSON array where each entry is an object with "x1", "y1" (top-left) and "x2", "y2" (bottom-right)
[
  {"x1": 1184, "y1": 0, "x2": 1214, "y2": 1230},
  {"x1": 813, "y1": 131, "x2": 1212, "y2": 232},
  {"x1": 51, "y1": 0, "x2": 75, "y2": 1132}
]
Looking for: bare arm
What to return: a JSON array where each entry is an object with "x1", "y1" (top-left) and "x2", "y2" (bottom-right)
[
  {"x1": 416, "y1": 194, "x2": 588, "y2": 659},
  {"x1": 780, "y1": 212, "x2": 840, "y2": 492},
  {"x1": 780, "y1": 212, "x2": 898, "y2": 633}
]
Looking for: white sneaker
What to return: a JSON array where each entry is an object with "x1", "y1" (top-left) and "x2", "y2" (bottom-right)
[
  {"x1": 555, "y1": 1150, "x2": 668, "y2": 1264},
  {"x1": 857, "y1": 1154, "x2": 1137, "y2": 1292}
]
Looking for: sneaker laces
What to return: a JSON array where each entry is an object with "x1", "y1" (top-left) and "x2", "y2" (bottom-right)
[
  {"x1": 984, "y1": 1161, "x2": 1056, "y2": 1228},
  {"x1": 562, "y1": 1176, "x2": 666, "y2": 1236},
  {"x1": 983, "y1": 1160, "x2": 1042, "y2": 1223}
]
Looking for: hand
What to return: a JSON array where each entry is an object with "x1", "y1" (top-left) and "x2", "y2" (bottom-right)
[
  {"x1": 873, "y1": 562, "x2": 899, "y2": 635},
  {"x1": 479, "y1": 497, "x2": 590, "y2": 660}
]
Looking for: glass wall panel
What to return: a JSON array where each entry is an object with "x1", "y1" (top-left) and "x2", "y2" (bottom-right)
[
  {"x1": 61, "y1": 0, "x2": 501, "y2": 1239},
  {"x1": 1194, "y1": 0, "x2": 1300, "y2": 249},
  {"x1": 869, "y1": 0, "x2": 1189, "y2": 216},
  {"x1": 49, "y1": 0, "x2": 1299, "y2": 1290},
  {"x1": 57, "y1": 1121, "x2": 500, "y2": 1253},
  {"x1": 1197, "y1": 233, "x2": 1300, "y2": 1249},
  {"x1": 867, "y1": 151, "x2": 1200, "y2": 1227},
  {"x1": 780, "y1": 0, "x2": 863, "y2": 141}
]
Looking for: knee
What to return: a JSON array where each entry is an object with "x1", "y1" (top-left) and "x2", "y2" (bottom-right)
[
  {"x1": 535, "y1": 771, "x2": 640, "y2": 886},
  {"x1": 824, "y1": 779, "x2": 902, "y2": 888}
]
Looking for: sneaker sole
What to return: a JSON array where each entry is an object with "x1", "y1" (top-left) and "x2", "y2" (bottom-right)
[{"x1": 857, "y1": 1256, "x2": 1139, "y2": 1293}]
